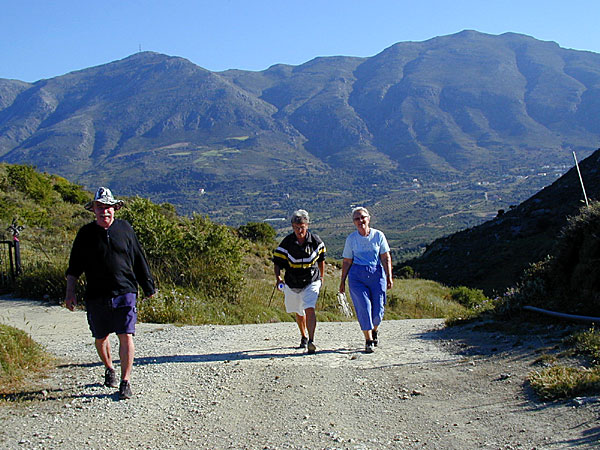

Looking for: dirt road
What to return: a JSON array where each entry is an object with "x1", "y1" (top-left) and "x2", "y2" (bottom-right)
[{"x1": 1, "y1": 297, "x2": 599, "y2": 449}]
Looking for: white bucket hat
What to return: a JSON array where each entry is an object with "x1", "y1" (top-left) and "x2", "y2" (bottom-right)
[{"x1": 84, "y1": 187, "x2": 124, "y2": 211}]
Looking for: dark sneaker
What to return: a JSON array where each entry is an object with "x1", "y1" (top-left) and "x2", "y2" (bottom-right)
[
  {"x1": 365, "y1": 340, "x2": 375, "y2": 353},
  {"x1": 372, "y1": 330, "x2": 378, "y2": 347},
  {"x1": 119, "y1": 380, "x2": 132, "y2": 400},
  {"x1": 298, "y1": 336, "x2": 308, "y2": 349},
  {"x1": 307, "y1": 340, "x2": 317, "y2": 355},
  {"x1": 104, "y1": 367, "x2": 118, "y2": 388}
]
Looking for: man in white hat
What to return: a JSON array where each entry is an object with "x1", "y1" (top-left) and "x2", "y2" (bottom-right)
[{"x1": 65, "y1": 187, "x2": 155, "y2": 400}]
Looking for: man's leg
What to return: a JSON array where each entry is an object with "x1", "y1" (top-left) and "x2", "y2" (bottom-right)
[
  {"x1": 285, "y1": 287, "x2": 307, "y2": 348},
  {"x1": 95, "y1": 335, "x2": 114, "y2": 370},
  {"x1": 117, "y1": 333, "x2": 135, "y2": 381},
  {"x1": 305, "y1": 307, "x2": 316, "y2": 341},
  {"x1": 295, "y1": 313, "x2": 308, "y2": 339}
]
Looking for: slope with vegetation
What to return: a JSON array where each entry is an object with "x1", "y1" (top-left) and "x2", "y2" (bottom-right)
[
  {"x1": 404, "y1": 148, "x2": 600, "y2": 295},
  {"x1": 454, "y1": 196, "x2": 600, "y2": 401}
]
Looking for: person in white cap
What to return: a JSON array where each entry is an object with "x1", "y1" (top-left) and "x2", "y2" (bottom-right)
[{"x1": 65, "y1": 187, "x2": 155, "y2": 400}]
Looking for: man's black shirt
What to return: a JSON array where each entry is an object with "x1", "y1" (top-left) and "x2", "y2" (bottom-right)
[{"x1": 66, "y1": 219, "x2": 155, "y2": 301}]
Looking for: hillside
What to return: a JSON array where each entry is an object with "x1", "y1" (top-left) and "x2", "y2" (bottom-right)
[
  {"x1": 1, "y1": 30, "x2": 600, "y2": 255},
  {"x1": 404, "y1": 148, "x2": 600, "y2": 294}
]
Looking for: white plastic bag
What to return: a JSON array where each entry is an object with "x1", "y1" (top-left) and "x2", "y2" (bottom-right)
[{"x1": 336, "y1": 292, "x2": 353, "y2": 318}]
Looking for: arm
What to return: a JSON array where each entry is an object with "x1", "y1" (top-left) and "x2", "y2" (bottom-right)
[
  {"x1": 65, "y1": 274, "x2": 78, "y2": 311},
  {"x1": 274, "y1": 263, "x2": 284, "y2": 286},
  {"x1": 130, "y1": 227, "x2": 156, "y2": 298},
  {"x1": 318, "y1": 260, "x2": 325, "y2": 281},
  {"x1": 339, "y1": 258, "x2": 353, "y2": 293},
  {"x1": 65, "y1": 228, "x2": 86, "y2": 311},
  {"x1": 381, "y1": 251, "x2": 393, "y2": 290}
]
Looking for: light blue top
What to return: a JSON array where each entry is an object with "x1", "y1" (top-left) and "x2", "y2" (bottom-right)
[{"x1": 342, "y1": 228, "x2": 390, "y2": 267}]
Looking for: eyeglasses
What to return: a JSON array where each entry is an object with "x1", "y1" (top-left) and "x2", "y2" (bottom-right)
[
  {"x1": 353, "y1": 215, "x2": 368, "y2": 221},
  {"x1": 95, "y1": 203, "x2": 115, "y2": 210}
]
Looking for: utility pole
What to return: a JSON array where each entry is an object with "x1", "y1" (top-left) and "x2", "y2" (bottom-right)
[{"x1": 572, "y1": 151, "x2": 589, "y2": 207}]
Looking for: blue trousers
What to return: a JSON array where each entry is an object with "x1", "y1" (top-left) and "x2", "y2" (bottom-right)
[{"x1": 348, "y1": 264, "x2": 386, "y2": 331}]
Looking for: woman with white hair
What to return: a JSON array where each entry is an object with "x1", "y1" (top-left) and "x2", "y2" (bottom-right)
[
  {"x1": 339, "y1": 207, "x2": 393, "y2": 353},
  {"x1": 273, "y1": 209, "x2": 326, "y2": 354}
]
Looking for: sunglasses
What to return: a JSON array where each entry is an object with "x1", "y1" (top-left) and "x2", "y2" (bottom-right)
[{"x1": 353, "y1": 215, "x2": 368, "y2": 221}]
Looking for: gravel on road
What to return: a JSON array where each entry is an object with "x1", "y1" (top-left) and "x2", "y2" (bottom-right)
[{"x1": 1, "y1": 297, "x2": 599, "y2": 449}]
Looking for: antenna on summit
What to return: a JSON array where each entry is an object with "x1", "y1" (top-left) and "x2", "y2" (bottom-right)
[{"x1": 138, "y1": 44, "x2": 142, "y2": 53}]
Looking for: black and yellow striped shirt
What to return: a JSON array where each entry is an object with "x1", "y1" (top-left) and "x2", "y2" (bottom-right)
[{"x1": 273, "y1": 231, "x2": 326, "y2": 289}]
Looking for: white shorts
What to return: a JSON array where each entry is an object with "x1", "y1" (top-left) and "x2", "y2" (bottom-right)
[{"x1": 283, "y1": 280, "x2": 321, "y2": 316}]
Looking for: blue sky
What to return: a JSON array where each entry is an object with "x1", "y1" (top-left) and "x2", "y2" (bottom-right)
[{"x1": 2, "y1": 0, "x2": 600, "y2": 83}]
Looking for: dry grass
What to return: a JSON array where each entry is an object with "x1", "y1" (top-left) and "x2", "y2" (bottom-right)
[
  {"x1": 0, "y1": 323, "x2": 54, "y2": 396},
  {"x1": 528, "y1": 327, "x2": 600, "y2": 400},
  {"x1": 529, "y1": 365, "x2": 600, "y2": 400},
  {"x1": 137, "y1": 261, "x2": 475, "y2": 326}
]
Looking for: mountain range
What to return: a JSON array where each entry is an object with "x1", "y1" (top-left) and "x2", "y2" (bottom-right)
[{"x1": 1, "y1": 30, "x2": 600, "y2": 257}]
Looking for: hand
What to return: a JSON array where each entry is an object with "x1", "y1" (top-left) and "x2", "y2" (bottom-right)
[
  {"x1": 387, "y1": 278, "x2": 394, "y2": 290},
  {"x1": 339, "y1": 281, "x2": 346, "y2": 294}
]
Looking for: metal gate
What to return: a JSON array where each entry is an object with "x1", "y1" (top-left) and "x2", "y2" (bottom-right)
[
  {"x1": 0, "y1": 220, "x2": 24, "y2": 291},
  {"x1": 0, "y1": 240, "x2": 20, "y2": 291}
]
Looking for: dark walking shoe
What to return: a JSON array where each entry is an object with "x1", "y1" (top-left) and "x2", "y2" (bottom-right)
[
  {"x1": 119, "y1": 380, "x2": 132, "y2": 400},
  {"x1": 365, "y1": 340, "x2": 375, "y2": 353},
  {"x1": 298, "y1": 336, "x2": 308, "y2": 349},
  {"x1": 372, "y1": 330, "x2": 378, "y2": 347},
  {"x1": 104, "y1": 367, "x2": 118, "y2": 388},
  {"x1": 307, "y1": 340, "x2": 317, "y2": 354}
]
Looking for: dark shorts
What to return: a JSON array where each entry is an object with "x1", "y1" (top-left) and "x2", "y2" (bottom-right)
[{"x1": 86, "y1": 293, "x2": 137, "y2": 339}]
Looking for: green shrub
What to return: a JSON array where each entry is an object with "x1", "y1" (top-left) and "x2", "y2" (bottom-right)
[
  {"x1": 551, "y1": 201, "x2": 600, "y2": 314},
  {"x1": 118, "y1": 196, "x2": 181, "y2": 262},
  {"x1": 5, "y1": 165, "x2": 55, "y2": 205},
  {"x1": 396, "y1": 265, "x2": 415, "y2": 279},
  {"x1": 566, "y1": 328, "x2": 600, "y2": 363},
  {"x1": 119, "y1": 197, "x2": 246, "y2": 303},
  {"x1": 180, "y1": 214, "x2": 246, "y2": 302},
  {"x1": 499, "y1": 258, "x2": 553, "y2": 313},
  {"x1": 138, "y1": 288, "x2": 201, "y2": 324},
  {"x1": 51, "y1": 176, "x2": 90, "y2": 204},
  {"x1": 238, "y1": 222, "x2": 276, "y2": 243},
  {"x1": 447, "y1": 286, "x2": 488, "y2": 309},
  {"x1": 498, "y1": 200, "x2": 600, "y2": 316}
]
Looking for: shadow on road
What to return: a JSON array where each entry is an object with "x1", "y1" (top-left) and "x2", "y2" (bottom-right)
[{"x1": 59, "y1": 346, "x2": 355, "y2": 369}]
